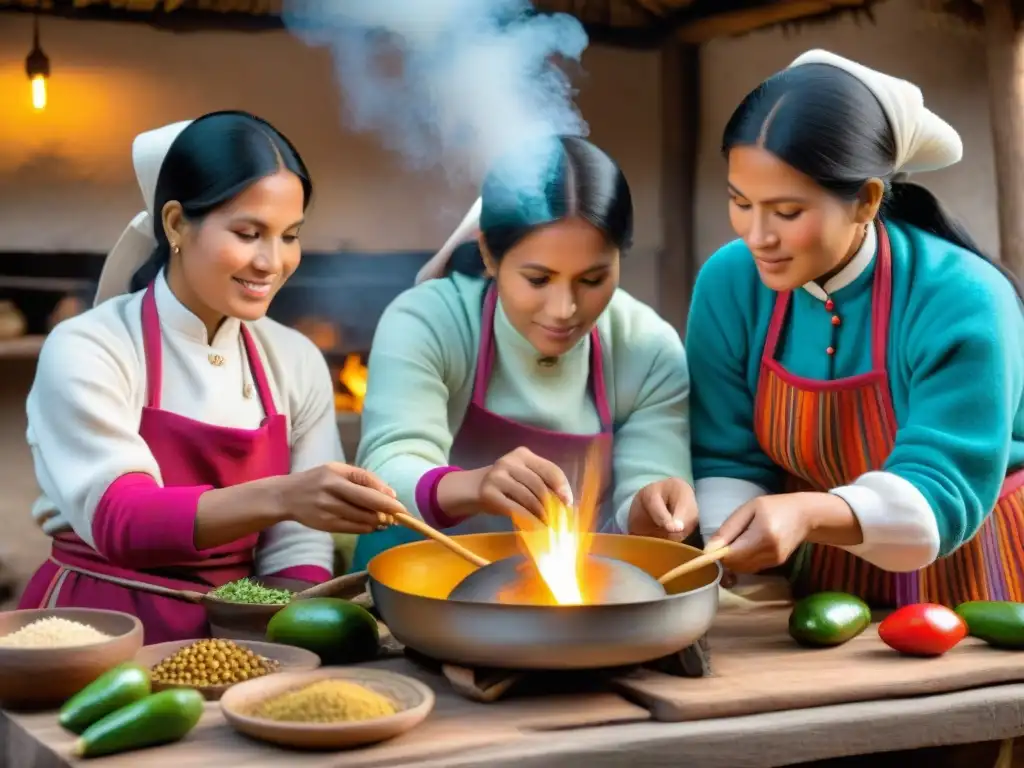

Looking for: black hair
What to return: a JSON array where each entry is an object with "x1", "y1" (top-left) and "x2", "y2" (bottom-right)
[
  {"x1": 722, "y1": 63, "x2": 1021, "y2": 297},
  {"x1": 129, "y1": 110, "x2": 313, "y2": 293},
  {"x1": 447, "y1": 135, "x2": 633, "y2": 277}
]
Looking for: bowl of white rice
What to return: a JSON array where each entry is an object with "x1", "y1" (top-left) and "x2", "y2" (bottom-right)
[{"x1": 0, "y1": 608, "x2": 143, "y2": 710}]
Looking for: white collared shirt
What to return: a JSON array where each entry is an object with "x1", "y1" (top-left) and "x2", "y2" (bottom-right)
[
  {"x1": 25, "y1": 271, "x2": 338, "y2": 575},
  {"x1": 802, "y1": 220, "x2": 878, "y2": 302}
]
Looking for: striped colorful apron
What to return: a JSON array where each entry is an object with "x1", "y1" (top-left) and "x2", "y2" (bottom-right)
[{"x1": 753, "y1": 221, "x2": 1024, "y2": 608}]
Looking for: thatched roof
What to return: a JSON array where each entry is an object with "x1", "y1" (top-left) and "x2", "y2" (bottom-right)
[{"x1": 0, "y1": 0, "x2": 879, "y2": 47}]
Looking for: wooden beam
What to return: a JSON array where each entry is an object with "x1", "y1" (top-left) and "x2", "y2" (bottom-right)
[
  {"x1": 658, "y1": 39, "x2": 699, "y2": 333},
  {"x1": 631, "y1": 0, "x2": 666, "y2": 13},
  {"x1": 0, "y1": 2, "x2": 284, "y2": 32},
  {"x1": 984, "y1": 0, "x2": 1024, "y2": 283},
  {"x1": 0, "y1": 3, "x2": 669, "y2": 46},
  {"x1": 674, "y1": 0, "x2": 865, "y2": 43},
  {"x1": 628, "y1": 0, "x2": 693, "y2": 15}
]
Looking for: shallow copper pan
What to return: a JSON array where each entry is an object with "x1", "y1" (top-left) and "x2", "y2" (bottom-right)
[{"x1": 368, "y1": 532, "x2": 721, "y2": 670}]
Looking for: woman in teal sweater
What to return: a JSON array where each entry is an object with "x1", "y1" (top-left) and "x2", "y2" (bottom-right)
[
  {"x1": 350, "y1": 137, "x2": 696, "y2": 571},
  {"x1": 689, "y1": 50, "x2": 1024, "y2": 609}
]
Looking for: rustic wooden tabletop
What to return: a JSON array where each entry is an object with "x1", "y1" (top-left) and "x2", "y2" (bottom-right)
[
  {"x1": 5, "y1": 602, "x2": 1024, "y2": 768},
  {"x1": 4, "y1": 674, "x2": 1024, "y2": 767}
]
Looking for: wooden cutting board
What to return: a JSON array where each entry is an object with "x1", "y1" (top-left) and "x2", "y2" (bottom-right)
[{"x1": 611, "y1": 605, "x2": 1024, "y2": 722}]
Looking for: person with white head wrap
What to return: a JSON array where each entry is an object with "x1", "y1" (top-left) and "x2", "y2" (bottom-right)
[
  {"x1": 684, "y1": 51, "x2": 1024, "y2": 615},
  {"x1": 17, "y1": 113, "x2": 404, "y2": 643},
  {"x1": 350, "y1": 136, "x2": 696, "y2": 572}
]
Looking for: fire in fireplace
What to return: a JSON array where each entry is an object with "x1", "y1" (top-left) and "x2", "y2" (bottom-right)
[
  {"x1": 335, "y1": 353, "x2": 369, "y2": 413},
  {"x1": 290, "y1": 316, "x2": 370, "y2": 414}
]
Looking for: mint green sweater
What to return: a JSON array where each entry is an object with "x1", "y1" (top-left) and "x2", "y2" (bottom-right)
[{"x1": 356, "y1": 273, "x2": 692, "y2": 533}]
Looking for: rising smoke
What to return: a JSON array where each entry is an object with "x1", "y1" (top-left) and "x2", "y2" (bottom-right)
[{"x1": 280, "y1": 0, "x2": 589, "y2": 190}]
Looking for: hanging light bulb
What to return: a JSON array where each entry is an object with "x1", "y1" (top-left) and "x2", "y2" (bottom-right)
[{"x1": 25, "y1": 14, "x2": 50, "y2": 111}]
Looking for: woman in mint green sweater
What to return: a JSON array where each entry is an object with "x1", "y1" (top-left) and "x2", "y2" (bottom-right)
[
  {"x1": 351, "y1": 136, "x2": 696, "y2": 571},
  {"x1": 688, "y1": 50, "x2": 1024, "y2": 610}
]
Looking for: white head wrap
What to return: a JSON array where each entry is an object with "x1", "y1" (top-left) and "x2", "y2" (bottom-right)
[
  {"x1": 788, "y1": 49, "x2": 962, "y2": 175},
  {"x1": 414, "y1": 197, "x2": 483, "y2": 285},
  {"x1": 94, "y1": 119, "x2": 194, "y2": 306}
]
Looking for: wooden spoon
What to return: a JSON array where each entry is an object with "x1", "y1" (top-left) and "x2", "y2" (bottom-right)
[
  {"x1": 391, "y1": 512, "x2": 491, "y2": 568},
  {"x1": 657, "y1": 545, "x2": 732, "y2": 585},
  {"x1": 293, "y1": 571, "x2": 370, "y2": 601}
]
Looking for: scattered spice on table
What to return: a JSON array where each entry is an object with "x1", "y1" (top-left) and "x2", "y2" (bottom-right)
[
  {"x1": 249, "y1": 679, "x2": 397, "y2": 723},
  {"x1": 151, "y1": 639, "x2": 280, "y2": 686},
  {"x1": 0, "y1": 617, "x2": 112, "y2": 648},
  {"x1": 210, "y1": 578, "x2": 294, "y2": 605}
]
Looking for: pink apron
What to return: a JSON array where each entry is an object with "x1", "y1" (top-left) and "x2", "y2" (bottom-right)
[
  {"x1": 351, "y1": 284, "x2": 614, "y2": 570},
  {"x1": 18, "y1": 282, "x2": 291, "y2": 643}
]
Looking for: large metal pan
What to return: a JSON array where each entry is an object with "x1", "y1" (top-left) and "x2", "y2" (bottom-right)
[{"x1": 368, "y1": 532, "x2": 721, "y2": 670}]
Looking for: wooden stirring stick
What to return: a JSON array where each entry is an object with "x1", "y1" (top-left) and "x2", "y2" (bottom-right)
[
  {"x1": 392, "y1": 511, "x2": 491, "y2": 568},
  {"x1": 657, "y1": 545, "x2": 732, "y2": 585},
  {"x1": 294, "y1": 570, "x2": 369, "y2": 601}
]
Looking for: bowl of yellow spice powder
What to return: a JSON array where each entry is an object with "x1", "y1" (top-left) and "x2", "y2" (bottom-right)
[
  {"x1": 220, "y1": 668, "x2": 435, "y2": 749},
  {"x1": 136, "y1": 638, "x2": 321, "y2": 701}
]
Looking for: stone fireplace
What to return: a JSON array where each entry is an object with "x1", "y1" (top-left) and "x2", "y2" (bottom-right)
[{"x1": 263, "y1": 250, "x2": 431, "y2": 456}]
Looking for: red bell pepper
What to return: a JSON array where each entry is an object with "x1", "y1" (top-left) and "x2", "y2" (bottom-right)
[{"x1": 878, "y1": 603, "x2": 967, "y2": 657}]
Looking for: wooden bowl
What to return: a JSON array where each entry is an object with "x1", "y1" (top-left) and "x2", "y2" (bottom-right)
[
  {"x1": 0, "y1": 608, "x2": 143, "y2": 710},
  {"x1": 204, "y1": 576, "x2": 308, "y2": 641},
  {"x1": 136, "y1": 639, "x2": 321, "y2": 701},
  {"x1": 220, "y1": 668, "x2": 435, "y2": 750}
]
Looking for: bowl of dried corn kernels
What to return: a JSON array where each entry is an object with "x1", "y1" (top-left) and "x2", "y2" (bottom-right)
[{"x1": 135, "y1": 638, "x2": 321, "y2": 701}]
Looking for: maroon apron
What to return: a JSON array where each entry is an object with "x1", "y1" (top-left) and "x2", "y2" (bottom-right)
[
  {"x1": 350, "y1": 284, "x2": 615, "y2": 569},
  {"x1": 18, "y1": 282, "x2": 292, "y2": 643},
  {"x1": 449, "y1": 285, "x2": 615, "y2": 530}
]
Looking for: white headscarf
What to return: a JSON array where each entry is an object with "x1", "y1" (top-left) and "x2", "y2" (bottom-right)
[
  {"x1": 415, "y1": 197, "x2": 483, "y2": 285},
  {"x1": 788, "y1": 49, "x2": 962, "y2": 175},
  {"x1": 93, "y1": 120, "x2": 194, "y2": 306}
]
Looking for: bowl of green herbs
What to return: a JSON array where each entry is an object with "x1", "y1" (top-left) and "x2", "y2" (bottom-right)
[{"x1": 205, "y1": 577, "x2": 309, "y2": 641}]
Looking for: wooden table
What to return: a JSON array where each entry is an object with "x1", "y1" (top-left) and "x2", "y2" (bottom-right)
[
  {"x1": 6, "y1": 581, "x2": 1024, "y2": 767},
  {"x1": 4, "y1": 657, "x2": 1024, "y2": 767}
]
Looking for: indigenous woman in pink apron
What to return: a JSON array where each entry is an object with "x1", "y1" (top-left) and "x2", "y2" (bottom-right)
[
  {"x1": 351, "y1": 136, "x2": 696, "y2": 571},
  {"x1": 18, "y1": 113, "x2": 404, "y2": 643},
  {"x1": 688, "y1": 49, "x2": 1024, "y2": 768}
]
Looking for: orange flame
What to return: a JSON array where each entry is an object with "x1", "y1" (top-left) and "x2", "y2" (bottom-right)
[
  {"x1": 513, "y1": 444, "x2": 603, "y2": 605},
  {"x1": 335, "y1": 354, "x2": 368, "y2": 413}
]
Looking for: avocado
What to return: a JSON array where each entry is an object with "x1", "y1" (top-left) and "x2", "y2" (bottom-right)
[
  {"x1": 59, "y1": 662, "x2": 151, "y2": 735},
  {"x1": 955, "y1": 600, "x2": 1024, "y2": 649},
  {"x1": 788, "y1": 591, "x2": 872, "y2": 647},
  {"x1": 266, "y1": 597, "x2": 380, "y2": 664},
  {"x1": 72, "y1": 688, "x2": 204, "y2": 758}
]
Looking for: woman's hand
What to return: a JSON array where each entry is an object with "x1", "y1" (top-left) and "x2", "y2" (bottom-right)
[
  {"x1": 437, "y1": 447, "x2": 574, "y2": 526},
  {"x1": 476, "y1": 447, "x2": 574, "y2": 524},
  {"x1": 277, "y1": 463, "x2": 407, "y2": 535},
  {"x1": 705, "y1": 492, "x2": 861, "y2": 573},
  {"x1": 626, "y1": 478, "x2": 697, "y2": 541}
]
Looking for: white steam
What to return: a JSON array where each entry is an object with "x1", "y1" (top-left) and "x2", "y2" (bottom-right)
[{"x1": 281, "y1": 0, "x2": 589, "y2": 188}]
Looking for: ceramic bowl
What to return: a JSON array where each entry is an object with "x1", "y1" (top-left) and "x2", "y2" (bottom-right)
[
  {"x1": 0, "y1": 608, "x2": 143, "y2": 710},
  {"x1": 220, "y1": 667, "x2": 435, "y2": 750},
  {"x1": 204, "y1": 576, "x2": 311, "y2": 641},
  {"x1": 136, "y1": 638, "x2": 321, "y2": 701}
]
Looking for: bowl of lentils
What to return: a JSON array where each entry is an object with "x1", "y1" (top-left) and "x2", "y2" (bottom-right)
[
  {"x1": 0, "y1": 608, "x2": 143, "y2": 709},
  {"x1": 135, "y1": 637, "x2": 321, "y2": 701},
  {"x1": 204, "y1": 577, "x2": 308, "y2": 641}
]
